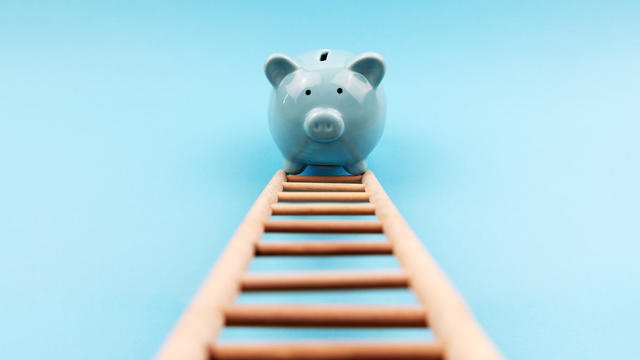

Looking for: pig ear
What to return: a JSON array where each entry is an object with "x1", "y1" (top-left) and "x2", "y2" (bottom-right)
[
  {"x1": 347, "y1": 52, "x2": 385, "y2": 88},
  {"x1": 265, "y1": 54, "x2": 300, "y2": 88}
]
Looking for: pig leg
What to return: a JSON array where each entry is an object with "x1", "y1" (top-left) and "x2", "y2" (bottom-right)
[
  {"x1": 344, "y1": 159, "x2": 367, "y2": 175},
  {"x1": 283, "y1": 159, "x2": 307, "y2": 174}
]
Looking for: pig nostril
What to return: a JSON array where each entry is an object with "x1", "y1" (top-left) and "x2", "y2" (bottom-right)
[{"x1": 305, "y1": 112, "x2": 344, "y2": 141}]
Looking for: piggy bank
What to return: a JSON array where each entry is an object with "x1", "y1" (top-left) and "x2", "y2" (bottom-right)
[{"x1": 264, "y1": 49, "x2": 386, "y2": 175}]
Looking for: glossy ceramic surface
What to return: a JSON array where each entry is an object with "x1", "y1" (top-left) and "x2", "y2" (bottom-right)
[{"x1": 265, "y1": 49, "x2": 386, "y2": 174}]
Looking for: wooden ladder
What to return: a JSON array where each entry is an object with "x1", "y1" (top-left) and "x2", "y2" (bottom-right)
[{"x1": 157, "y1": 171, "x2": 502, "y2": 360}]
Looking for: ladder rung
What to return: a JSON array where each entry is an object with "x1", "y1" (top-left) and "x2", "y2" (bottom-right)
[
  {"x1": 278, "y1": 192, "x2": 370, "y2": 202},
  {"x1": 264, "y1": 220, "x2": 383, "y2": 233},
  {"x1": 210, "y1": 342, "x2": 444, "y2": 360},
  {"x1": 286, "y1": 175, "x2": 363, "y2": 183},
  {"x1": 241, "y1": 271, "x2": 407, "y2": 290},
  {"x1": 223, "y1": 304, "x2": 428, "y2": 327},
  {"x1": 282, "y1": 182, "x2": 366, "y2": 192},
  {"x1": 271, "y1": 203, "x2": 375, "y2": 215},
  {"x1": 255, "y1": 241, "x2": 392, "y2": 256}
]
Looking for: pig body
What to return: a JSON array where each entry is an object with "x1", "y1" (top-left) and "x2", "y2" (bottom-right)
[{"x1": 265, "y1": 49, "x2": 386, "y2": 175}]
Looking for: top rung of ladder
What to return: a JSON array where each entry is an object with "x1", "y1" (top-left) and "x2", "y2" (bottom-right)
[{"x1": 286, "y1": 175, "x2": 363, "y2": 183}]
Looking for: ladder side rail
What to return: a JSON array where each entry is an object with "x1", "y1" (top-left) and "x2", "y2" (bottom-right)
[
  {"x1": 362, "y1": 171, "x2": 503, "y2": 360},
  {"x1": 156, "y1": 170, "x2": 286, "y2": 360}
]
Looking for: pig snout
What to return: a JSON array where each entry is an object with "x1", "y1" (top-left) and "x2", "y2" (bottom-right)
[{"x1": 303, "y1": 108, "x2": 345, "y2": 143}]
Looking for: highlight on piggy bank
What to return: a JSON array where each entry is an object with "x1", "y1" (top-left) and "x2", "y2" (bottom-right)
[{"x1": 265, "y1": 49, "x2": 386, "y2": 175}]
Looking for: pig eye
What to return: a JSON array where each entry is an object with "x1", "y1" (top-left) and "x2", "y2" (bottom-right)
[
  {"x1": 337, "y1": 88, "x2": 343, "y2": 94},
  {"x1": 305, "y1": 89, "x2": 311, "y2": 96}
]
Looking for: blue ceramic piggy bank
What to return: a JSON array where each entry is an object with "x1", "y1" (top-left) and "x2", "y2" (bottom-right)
[{"x1": 265, "y1": 49, "x2": 386, "y2": 175}]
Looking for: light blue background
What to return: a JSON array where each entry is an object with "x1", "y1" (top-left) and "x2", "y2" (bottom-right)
[{"x1": 1, "y1": 1, "x2": 639, "y2": 359}]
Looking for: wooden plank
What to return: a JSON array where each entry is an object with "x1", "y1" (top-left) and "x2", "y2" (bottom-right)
[
  {"x1": 223, "y1": 305, "x2": 428, "y2": 327},
  {"x1": 210, "y1": 342, "x2": 444, "y2": 360},
  {"x1": 362, "y1": 171, "x2": 503, "y2": 360},
  {"x1": 241, "y1": 271, "x2": 407, "y2": 290},
  {"x1": 157, "y1": 171, "x2": 286, "y2": 360},
  {"x1": 254, "y1": 241, "x2": 392, "y2": 256},
  {"x1": 278, "y1": 192, "x2": 370, "y2": 202},
  {"x1": 283, "y1": 182, "x2": 365, "y2": 192},
  {"x1": 264, "y1": 220, "x2": 382, "y2": 233},
  {"x1": 286, "y1": 175, "x2": 363, "y2": 183},
  {"x1": 271, "y1": 203, "x2": 375, "y2": 215}
]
